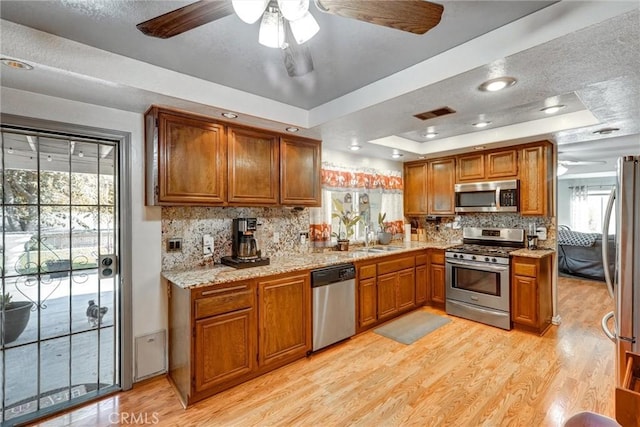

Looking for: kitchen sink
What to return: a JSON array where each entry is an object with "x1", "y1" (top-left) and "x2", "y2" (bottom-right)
[{"x1": 356, "y1": 246, "x2": 404, "y2": 253}]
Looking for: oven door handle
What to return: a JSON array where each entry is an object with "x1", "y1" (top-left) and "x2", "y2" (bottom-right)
[{"x1": 446, "y1": 259, "x2": 509, "y2": 273}]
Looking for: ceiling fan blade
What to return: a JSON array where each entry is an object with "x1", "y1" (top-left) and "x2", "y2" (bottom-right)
[
  {"x1": 137, "y1": 0, "x2": 234, "y2": 39},
  {"x1": 314, "y1": 0, "x2": 443, "y2": 35},
  {"x1": 282, "y1": 21, "x2": 314, "y2": 77}
]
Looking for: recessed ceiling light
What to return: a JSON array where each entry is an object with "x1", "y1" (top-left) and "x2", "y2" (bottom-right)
[
  {"x1": 424, "y1": 132, "x2": 438, "y2": 139},
  {"x1": 541, "y1": 105, "x2": 566, "y2": 114},
  {"x1": 1, "y1": 58, "x2": 33, "y2": 70},
  {"x1": 391, "y1": 152, "x2": 404, "y2": 159},
  {"x1": 418, "y1": 156, "x2": 426, "y2": 160},
  {"x1": 472, "y1": 121, "x2": 492, "y2": 128},
  {"x1": 285, "y1": 127, "x2": 299, "y2": 133},
  {"x1": 7, "y1": 147, "x2": 14, "y2": 154},
  {"x1": 478, "y1": 77, "x2": 517, "y2": 92},
  {"x1": 593, "y1": 127, "x2": 620, "y2": 135},
  {"x1": 474, "y1": 146, "x2": 486, "y2": 150},
  {"x1": 222, "y1": 112, "x2": 238, "y2": 119},
  {"x1": 349, "y1": 145, "x2": 361, "y2": 151}
]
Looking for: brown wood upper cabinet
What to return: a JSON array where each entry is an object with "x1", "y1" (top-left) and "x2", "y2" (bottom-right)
[
  {"x1": 145, "y1": 106, "x2": 321, "y2": 207},
  {"x1": 145, "y1": 107, "x2": 227, "y2": 205},
  {"x1": 456, "y1": 149, "x2": 518, "y2": 182},
  {"x1": 428, "y1": 158, "x2": 456, "y2": 216},
  {"x1": 403, "y1": 162, "x2": 428, "y2": 215},
  {"x1": 519, "y1": 143, "x2": 552, "y2": 216},
  {"x1": 280, "y1": 137, "x2": 321, "y2": 207},
  {"x1": 228, "y1": 126, "x2": 280, "y2": 206}
]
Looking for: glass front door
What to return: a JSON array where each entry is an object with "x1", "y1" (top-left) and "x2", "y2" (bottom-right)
[{"x1": 1, "y1": 128, "x2": 121, "y2": 424}]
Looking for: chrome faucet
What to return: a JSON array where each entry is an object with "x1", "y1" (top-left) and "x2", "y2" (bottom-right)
[{"x1": 364, "y1": 223, "x2": 371, "y2": 248}]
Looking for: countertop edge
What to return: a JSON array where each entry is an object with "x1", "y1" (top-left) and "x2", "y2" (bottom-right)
[{"x1": 163, "y1": 241, "x2": 461, "y2": 289}]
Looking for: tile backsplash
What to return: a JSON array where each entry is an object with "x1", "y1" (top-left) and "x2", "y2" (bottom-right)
[
  {"x1": 162, "y1": 207, "x2": 311, "y2": 270},
  {"x1": 413, "y1": 213, "x2": 556, "y2": 249}
]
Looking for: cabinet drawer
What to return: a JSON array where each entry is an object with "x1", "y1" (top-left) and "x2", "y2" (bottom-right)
[
  {"x1": 378, "y1": 256, "x2": 414, "y2": 275},
  {"x1": 415, "y1": 253, "x2": 428, "y2": 266},
  {"x1": 359, "y1": 264, "x2": 377, "y2": 280},
  {"x1": 513, "y1": 262, "x2": 537, "y2": 278},
  {"x1": 195, "y1": 284, "x2": 254, "y2": 319},
  {"x1": 429, "y1": 251, "x2": 445, "y2": 265}
]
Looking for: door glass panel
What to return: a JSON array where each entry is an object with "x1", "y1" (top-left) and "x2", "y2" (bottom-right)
[{"x1": 1, "y1": 128, "x2": 121, "y2": 423}]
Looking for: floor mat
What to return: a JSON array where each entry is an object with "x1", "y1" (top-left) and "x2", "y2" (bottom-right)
[{"x1": 374, "y1": 310, "x2": 451, "y2": 345}]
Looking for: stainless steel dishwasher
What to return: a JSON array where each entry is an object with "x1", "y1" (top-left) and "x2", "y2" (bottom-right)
[{"x1": 311, "y1": 263, "x2": 356, "y2": 352}]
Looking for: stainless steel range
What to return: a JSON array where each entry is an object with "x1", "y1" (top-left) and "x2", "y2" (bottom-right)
[{"x1": 445, "y1": 227, "x2": 525, "y2": 330}]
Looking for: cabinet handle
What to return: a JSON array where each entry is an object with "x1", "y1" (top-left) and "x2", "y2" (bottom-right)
[{"x1": 200, "y1": 285, "x2": 247, "y2": 296}]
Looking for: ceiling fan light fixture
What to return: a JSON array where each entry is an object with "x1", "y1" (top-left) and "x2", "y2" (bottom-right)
[
  {"x1": 277, "y1": 0, "x2": 309, "y2": 22},
  {"x1": 232, "y1": 0, "x2": 269, "y2": 24},
  {"x1": 541, "y1": 104, "x2": 566, "y2": 114},
  {"x1": 478, "y1": 77, "x2": 517, "y2": 92},
  {"x1": 289, "y1": 11, "x2": 319, "y2": 44},
  {"x1": 259, "y1": 8, "x2": 286, "y2": 48}
]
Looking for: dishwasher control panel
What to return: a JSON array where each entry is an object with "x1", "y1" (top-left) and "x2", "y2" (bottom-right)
[{"x1": 311, "y1": 264, "x2": 356, "y2": 287}]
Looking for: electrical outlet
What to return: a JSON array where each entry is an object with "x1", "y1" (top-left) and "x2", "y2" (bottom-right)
[
  {"x1": 299, "y1": 232, "x2": 309, "y2": 244},
  {"x1": 167, "y1": 238, "x2": 182, "y2": 252},
  {"x1": 536, "y1": 226, "x2": 548, "y2": 241},
  {"x1": 203, "y1": 234, "x2": 213, "y2": 256},
  {"x1": 273, "y1": 232, "x2": 280, "y2": 243}
]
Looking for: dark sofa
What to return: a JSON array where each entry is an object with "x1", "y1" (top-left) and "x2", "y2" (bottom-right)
[{"x1": 558, "y1": 229, "x2": 616, "y2": 282}]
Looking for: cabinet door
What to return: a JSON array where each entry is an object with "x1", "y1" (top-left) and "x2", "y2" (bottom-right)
[
  {"x1": 428, "y1": 158, "x2": 456, "y2": 215},
  {"x1": 486, "y1": 150, "x2": 518, "y2": 179},
  {"x1": 377, "y1": 273, "x2": 398, "y2": 320},
  {"x1": 280, "y1": 138, "x2": 321, "y2": 206},
  {"x1": 511, "y1": 275, "x2": 538, "y2": 326},
  {"x1": 157, "y1": 112, "x2": 226, "y2": 205},
  {"x1": 430, "y1": 264, "x2": 446, "y2": 304},
  {"x1": 258, "y1": 273, "x2": 311, "y2": 367},
  {"x1": 397, "y1": 268, "x2": 416, "y2": 311},
  {"x1": 194, "y1": 308, "x2": 256, "y2": 393},
  {"x1": 359, "y1": 277, "x2": 377, "y2": 328},
  {"x1": 520, "y1": 144, "x2": 549, "y2": 215},
  {"x1": 404, "y1": 162, "x2": 428, "y2": 215},
  {"x1": 415, "y1": 264, "x2": 427, "y2": 306},
  {"x1": 228, "y1": 127, "x2": 279, "y2": 205},
  {"x1": 457, "y1": 154, "x2": 485, "y2": 182}
]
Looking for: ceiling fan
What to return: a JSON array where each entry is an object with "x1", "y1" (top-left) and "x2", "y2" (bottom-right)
[
  {"x1": 136, "y1": 0, "x2": 444, "y2": 77},
  {"x1": 557, "y1": 154, "x2": 607, "y2": 175}
]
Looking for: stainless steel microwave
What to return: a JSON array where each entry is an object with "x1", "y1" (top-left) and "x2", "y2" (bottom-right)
[{"x1": 454, "y1": 179, "x2": 519, "y2": 213}]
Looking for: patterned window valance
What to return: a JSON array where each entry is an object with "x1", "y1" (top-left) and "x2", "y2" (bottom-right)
[{"x1": 320, "y1": 165, "x2": 403, "y2": 192}]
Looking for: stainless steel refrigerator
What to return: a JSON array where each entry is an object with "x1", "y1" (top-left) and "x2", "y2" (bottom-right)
[{"x1": 601, "y1": 155, "x2": 639, "y2": 385}]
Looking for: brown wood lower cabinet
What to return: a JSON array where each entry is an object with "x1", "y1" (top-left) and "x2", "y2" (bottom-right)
[
  {"x1": 168, "y1": 271, "x2": 311, "y2": 406},
  {"x1": 357, "y1": 253, "x2": 417, "y2": 332},
  {"x1": 415, "y1": 252, "x2": 428, "y2": 306},
  {"x1": 511, "y1": 255, "x2": 553, "y2": 334},
  {"x1": 429, "y1": 249, "x2": 446, "y2": 305},
  {"x1": 257, "y1": 272, "x2": 311, "y2": 368},
  {"x1": 194, "y1": 308, "x2": 256, "y2": 393}
]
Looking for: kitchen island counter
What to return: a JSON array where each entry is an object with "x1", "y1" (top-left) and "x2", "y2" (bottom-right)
[{"x1": 163, "y1": 240, "x2": 459, "y2": 289}]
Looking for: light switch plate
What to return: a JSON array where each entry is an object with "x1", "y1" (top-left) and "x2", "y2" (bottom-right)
[
  {"x1": 536, "y1": 226, "x2": 547, "y2": 241},
  {"x1": 203, "y1": 234, "x2": 213, "y2": 256}
]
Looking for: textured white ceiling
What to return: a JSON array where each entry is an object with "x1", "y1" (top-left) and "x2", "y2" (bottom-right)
[{"x1": 0, "y1": 0, "x2": 639, "y2": 175}]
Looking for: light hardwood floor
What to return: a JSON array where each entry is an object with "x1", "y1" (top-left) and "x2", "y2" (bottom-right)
[{"x1": 33, "y1": 276, "x2": 615, "y2": 427}]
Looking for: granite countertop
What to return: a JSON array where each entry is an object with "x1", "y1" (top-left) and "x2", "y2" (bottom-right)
[
  {"x1": 510, "y1": 248, "x2": 556, "y2": 258},
  {"x1": 163, "y1": 240, "x2": 461, "y2": 289}
]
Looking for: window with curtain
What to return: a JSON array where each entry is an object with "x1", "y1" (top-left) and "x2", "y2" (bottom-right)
[
  {"x1": 309, "y1": 165, "x2": 403, "y2": 246},
  {"x1": 569, "y1": 185, "x2": 615, "y2": 234}
]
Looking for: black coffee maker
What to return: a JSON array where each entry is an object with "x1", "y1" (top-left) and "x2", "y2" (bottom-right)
[{"x1": 221, "y1": 218, "x2": 270, "y2": 268}]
